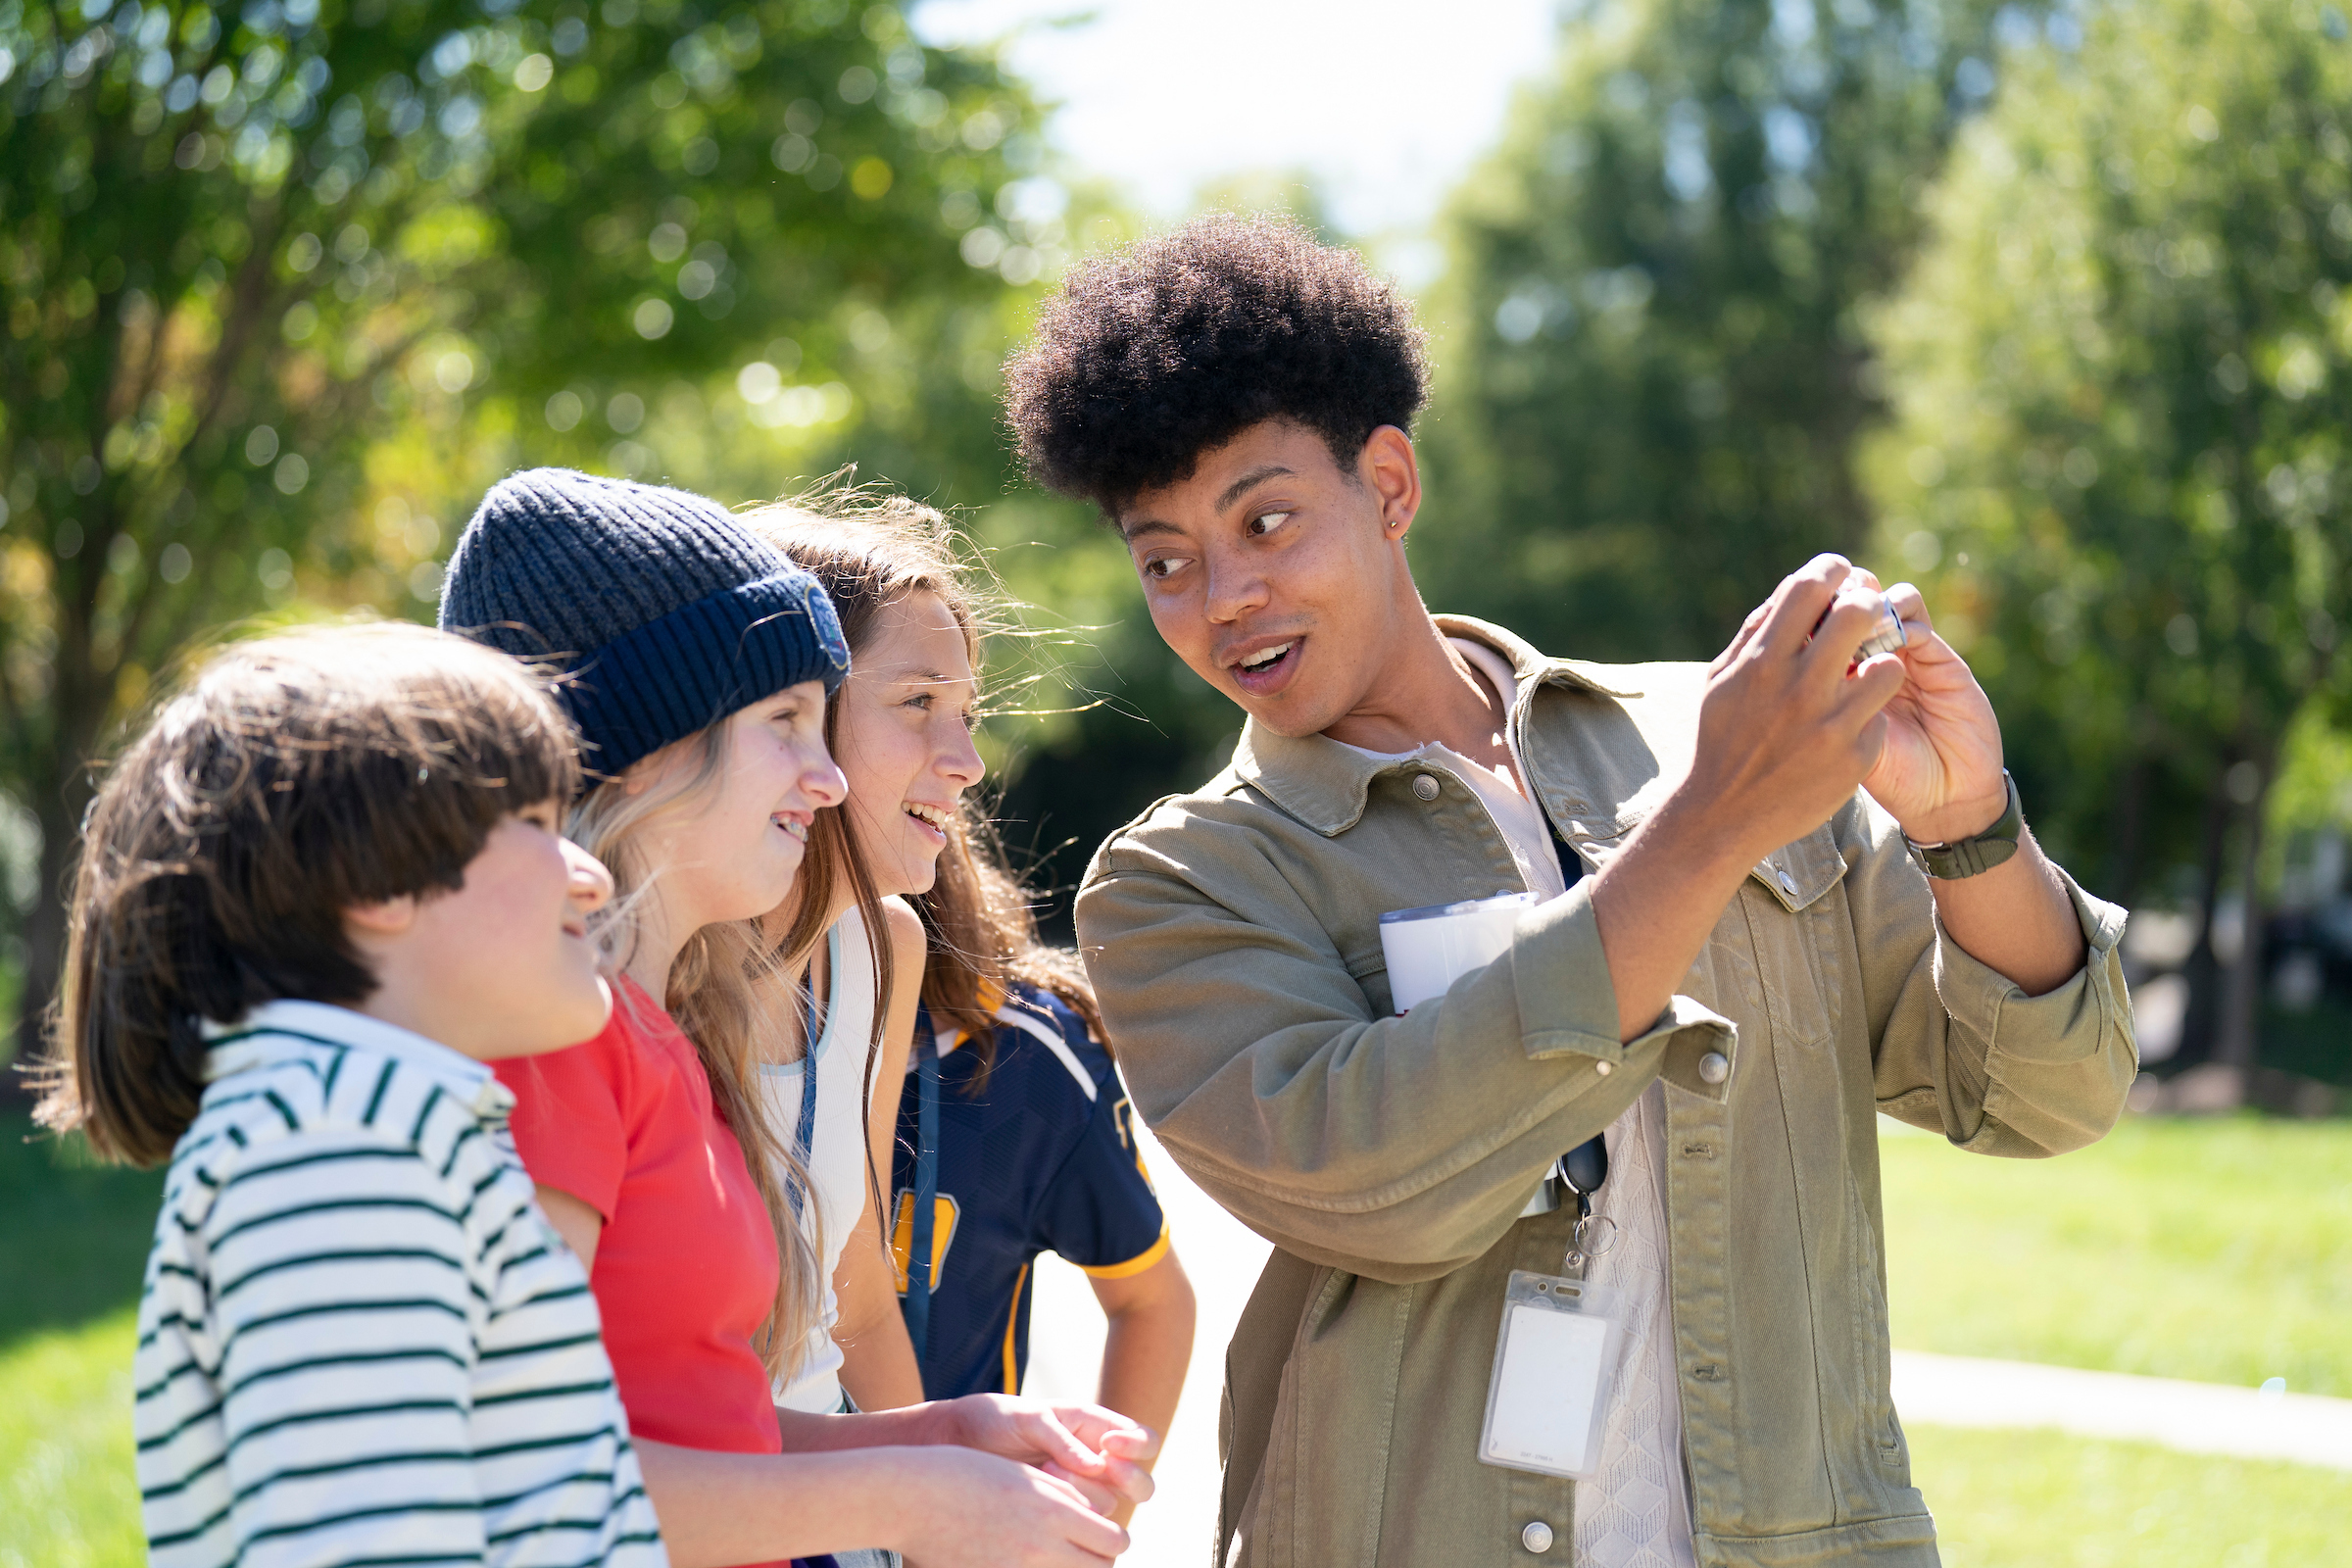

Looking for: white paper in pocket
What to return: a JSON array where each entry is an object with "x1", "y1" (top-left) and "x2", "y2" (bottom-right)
[{"x1": 1377, "y1": 893, "x2": 1539, "y2": 1014}]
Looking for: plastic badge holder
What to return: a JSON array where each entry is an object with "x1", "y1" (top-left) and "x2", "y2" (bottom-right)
[
  {"x1": 1478, "y1": 1270, "x2": 1630, "y2": 1482},
  {"x1": 1377, "y1": 892, "x2": 1540, "y2": 1014}
]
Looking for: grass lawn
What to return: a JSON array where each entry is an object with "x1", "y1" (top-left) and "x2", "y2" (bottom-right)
[
  {"x1": 2, "y1": 1108, "x2": 2345, "y2": 1563},
  {"x1": 0, "y1": 1112, "x2": 166, "y2": 1344},
  {"x1": 1909, "y1": 1422, "x2": 2352, "y2": 1566},
  {"x1": 0, "y1": 1112, "x2": 162, "y2": 1568},
  {"x1": 0, "y1": 1311, "x2": 142, "y2": 1568},
  {"x1": 1879, "y1": 1113, "x2": 2352, "y2": 1396}
]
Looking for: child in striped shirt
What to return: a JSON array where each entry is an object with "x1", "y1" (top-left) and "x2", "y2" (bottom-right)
[{"x1": 30, "y1": 623, "x2": 667, "y2": 1568}]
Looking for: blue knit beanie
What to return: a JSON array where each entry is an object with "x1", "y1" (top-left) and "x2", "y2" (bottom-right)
[{"x1": 439, "y1": 468, "x2": 851, "y2": 777}]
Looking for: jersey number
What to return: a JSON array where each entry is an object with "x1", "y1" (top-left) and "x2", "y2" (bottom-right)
[{"x1": 889, "y1": 1190, "x2": 961, "y2": 1294}]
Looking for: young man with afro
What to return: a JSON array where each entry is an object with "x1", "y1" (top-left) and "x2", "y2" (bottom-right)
[{"x1": 1004, "y1": 215, "x2": 2136, "y2": 1568}]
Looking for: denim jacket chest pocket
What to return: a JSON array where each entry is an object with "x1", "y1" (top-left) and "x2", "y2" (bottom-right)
[
  {"x1": 1332, "y1": 766, "x2": 1546, "y2": 1019},
  {"x1": 1558, "y1": 812, "x2": 1849, "y2": 1042},
  {"x1": 1739, "y1": 822, "x2": 1853, "y2": 1052}
]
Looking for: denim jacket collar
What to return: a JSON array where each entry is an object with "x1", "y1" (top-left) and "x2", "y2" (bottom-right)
[{"x1": 1227, "y1": 614, "x2": 1643, "y2": 839}]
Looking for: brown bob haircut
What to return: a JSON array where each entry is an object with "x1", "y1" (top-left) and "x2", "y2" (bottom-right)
[{"x1": 33, "y1": 622, "x2": 579, "y2": 1166}]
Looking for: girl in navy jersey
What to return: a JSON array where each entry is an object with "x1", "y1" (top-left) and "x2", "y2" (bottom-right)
[{"x1": 746, "y1": 498, "x2": 1196, "y2": 1526}]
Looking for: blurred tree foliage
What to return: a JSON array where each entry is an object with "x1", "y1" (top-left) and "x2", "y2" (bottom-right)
[
  {"x1": 640, "y1": 170, "x2": 1236, "y2": 934},
  {"x1": 1866, "y1": 0, "x2": 2352, "y2": 1064},
  {"x1": 1418, "y1": 0, "x2": 2040, "y2": 662},
  {"x1": 0, "y1": 0, "x2": 1046, "y2": 1050},
  {"x1": 959, "y1": 170, "x2": 1363, "y2": 918}
]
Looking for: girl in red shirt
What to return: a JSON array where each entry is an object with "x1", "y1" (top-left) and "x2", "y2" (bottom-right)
[{"x1": 441, "y1": 470, "x2": 1153, "y2": 1568}]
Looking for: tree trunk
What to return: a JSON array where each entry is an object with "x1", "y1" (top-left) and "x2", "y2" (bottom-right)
[
  {"x1": 7, "y1": 564, "x2": 109, "y2": 1102},
  {"x1": 2215, "y1": 754, "x2": 2275, "y2": 1071},
  {"x1": 5, "y1": 775, "x2": 85, "y2": 1105},
  {"x1": 2175, "y1": 757, "x2": 2238, "y2": 1068},
  {"x1": 2107, "y1": 747, "x2": 2149, "y2": 908}
]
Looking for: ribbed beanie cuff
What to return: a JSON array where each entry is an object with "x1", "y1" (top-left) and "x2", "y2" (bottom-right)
[{"x1": 567, "y1": 571, "x2": 848, "y2": 776}]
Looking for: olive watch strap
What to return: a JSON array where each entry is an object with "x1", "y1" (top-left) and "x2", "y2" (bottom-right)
[{"x1": 1905, "y1": 770, "x2": 2023, "y2": 880}]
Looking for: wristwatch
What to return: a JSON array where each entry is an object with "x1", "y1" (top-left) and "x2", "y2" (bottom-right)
[{"x1": 1905, "y1": 770, "x2": 2023, "y2": 879}]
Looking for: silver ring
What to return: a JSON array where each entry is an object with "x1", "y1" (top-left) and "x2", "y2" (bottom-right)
[
  {"x1": 1852, "y1": 594, "x2": 1909, "y2": 662},
  {"x1": 1572, "y1": 1213, "x2": 1619, "y2": 1259}
]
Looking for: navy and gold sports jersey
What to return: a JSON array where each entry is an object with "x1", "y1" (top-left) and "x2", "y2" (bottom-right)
[{"x1": 891, "y1": 983, "x2": 1169, "y2": 1398}]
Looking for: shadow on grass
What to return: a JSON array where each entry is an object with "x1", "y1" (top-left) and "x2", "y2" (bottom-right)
[
  {"x1": 0, "y1": 1111, "x2": 164, "y2": 1355},
  {"x1": 2258, "y1": 998, "x2": 2352, "y2": 1089}
]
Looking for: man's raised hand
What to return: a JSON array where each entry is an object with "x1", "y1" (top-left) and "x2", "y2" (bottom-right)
[
  {"x1": 1591, "y1": 553, "x2": 2030, "y2": 1043},
  {"x1": 1686, "y1": 554, "x2": 1909, "y2": 866}
]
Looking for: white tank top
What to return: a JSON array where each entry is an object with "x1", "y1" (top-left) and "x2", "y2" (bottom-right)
[{"x1": 760, "y1": 906, "x2": 887, "y2": 1413}]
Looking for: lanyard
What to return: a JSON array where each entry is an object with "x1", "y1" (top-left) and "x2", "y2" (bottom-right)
[
  {"x1": 785, "y1": 979, "x2": 820, "y2": 1222},
  {"x1": 1558, "y1": 1131, "x2": 1612, "y2": 1275},
  {"x1": 1548, "y1": 818, "x2": 1615, "y2": 1276},
  {"x1": 903, "y1": 1008, "x2": 941, "y2": 1355}
]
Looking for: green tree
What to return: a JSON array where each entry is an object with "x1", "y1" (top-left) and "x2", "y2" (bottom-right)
[
  {"x1": 1865, "y1": 0, "x2": 2352, "y2": 1069},
  {"x1": 0, "y1": 0, "x2": 1039, "y2": 1053},
  {"x1": 1419, "y1": 0, "x2": 2037, "y2": 662},
  {"x1": 613, "y1": 173, "x2": 1239, "y2": 933}
]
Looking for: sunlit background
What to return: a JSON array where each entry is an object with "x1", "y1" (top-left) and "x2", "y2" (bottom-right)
[
  {"x1": 4, "y1": 1, "x2": 2351, "y2": 1563},
  {"x1": 914, "y1": 0, "x2": 1559, "y2": 239}
]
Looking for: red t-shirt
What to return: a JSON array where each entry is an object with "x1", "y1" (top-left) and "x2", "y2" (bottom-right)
[{"x1": 497, "y1": 979, "x2": 783, "y2": 1457}]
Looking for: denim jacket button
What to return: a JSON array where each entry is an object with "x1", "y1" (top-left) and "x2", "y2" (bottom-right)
[
  {"x1": 1698, "y1": 1051, "x2": 1731, "y2": 1085},
  {"x1": 1411, "y1": 773, "x2": 1441, "y2": 802},
  {"x1": 1521, "y1": 1520, "x2": 1555, "y2": 1554}
]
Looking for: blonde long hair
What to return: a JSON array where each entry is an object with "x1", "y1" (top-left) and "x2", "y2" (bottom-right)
[{"x1": 567, "y1": 721, "x2": 827, "y2": 1381}]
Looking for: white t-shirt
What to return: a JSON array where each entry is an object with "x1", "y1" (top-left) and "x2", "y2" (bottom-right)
[
  {"x1": 1340, "y1": 639, "x2": 1697, "y2": 1568},
  {"x1": 760, "y1": 906, "x2": 890, "y2": 1414}
]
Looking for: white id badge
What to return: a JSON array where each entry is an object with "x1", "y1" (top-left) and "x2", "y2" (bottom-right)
[{"x1": 1478, "y1": 1270, "x2": 1628, "y2": 1481}]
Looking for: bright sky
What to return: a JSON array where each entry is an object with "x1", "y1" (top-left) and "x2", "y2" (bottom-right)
[{"x1": 910, "y1": 0, "x2": 1565, "y2": 246}]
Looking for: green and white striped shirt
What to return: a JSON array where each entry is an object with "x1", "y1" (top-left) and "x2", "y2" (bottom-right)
[{"x1": 135, "y1": 1001, "x2": 668, "y2": 1568}]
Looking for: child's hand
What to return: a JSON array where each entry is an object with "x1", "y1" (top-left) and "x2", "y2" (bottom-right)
[
  {"x1": 894, "y1": 1446, "x2": 1129, "y2": 1566},
  {"x1": 931, "y1": 1394, "x2": 1159, "y2": 1516}
]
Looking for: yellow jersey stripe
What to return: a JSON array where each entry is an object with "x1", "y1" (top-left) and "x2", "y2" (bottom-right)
[
  {"x1": 1002, "y1": 1262, "x2": 1029, "y2": 1393},
  {"x1": 1074, "y1": 1225, "x2": 1172, "y2": 1281}
]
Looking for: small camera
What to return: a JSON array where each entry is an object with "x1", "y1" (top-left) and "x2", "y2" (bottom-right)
[{"x1": 1813, "y1": 583, "x2": 1909, "y2": 662}]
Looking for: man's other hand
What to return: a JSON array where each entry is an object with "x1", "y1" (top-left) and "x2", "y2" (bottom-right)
[{"x1": 1839, "y1": 571, "x2": 2010, "y2": 846}]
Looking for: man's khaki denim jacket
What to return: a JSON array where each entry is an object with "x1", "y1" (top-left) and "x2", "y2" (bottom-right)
[{"x1": 1074, "y1": 617, "x2": 2136, "y2": 1568}]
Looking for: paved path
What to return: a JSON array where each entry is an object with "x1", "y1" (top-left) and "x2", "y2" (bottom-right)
[
  {"x1": 1024, "y1": 1117, "x2": 1269, "y2": 1568},
  {"x1": 1890, "y1": 1348, "x2": 2352, "y2": 1470},
  {"x1": 1023, "y1": 1119, "x2": 2352, "y2": 1566}
]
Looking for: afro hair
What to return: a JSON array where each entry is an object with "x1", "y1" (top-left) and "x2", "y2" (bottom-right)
[{"x1": 1004, "y1": 214, "x2": 1430, "y2": 514}]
